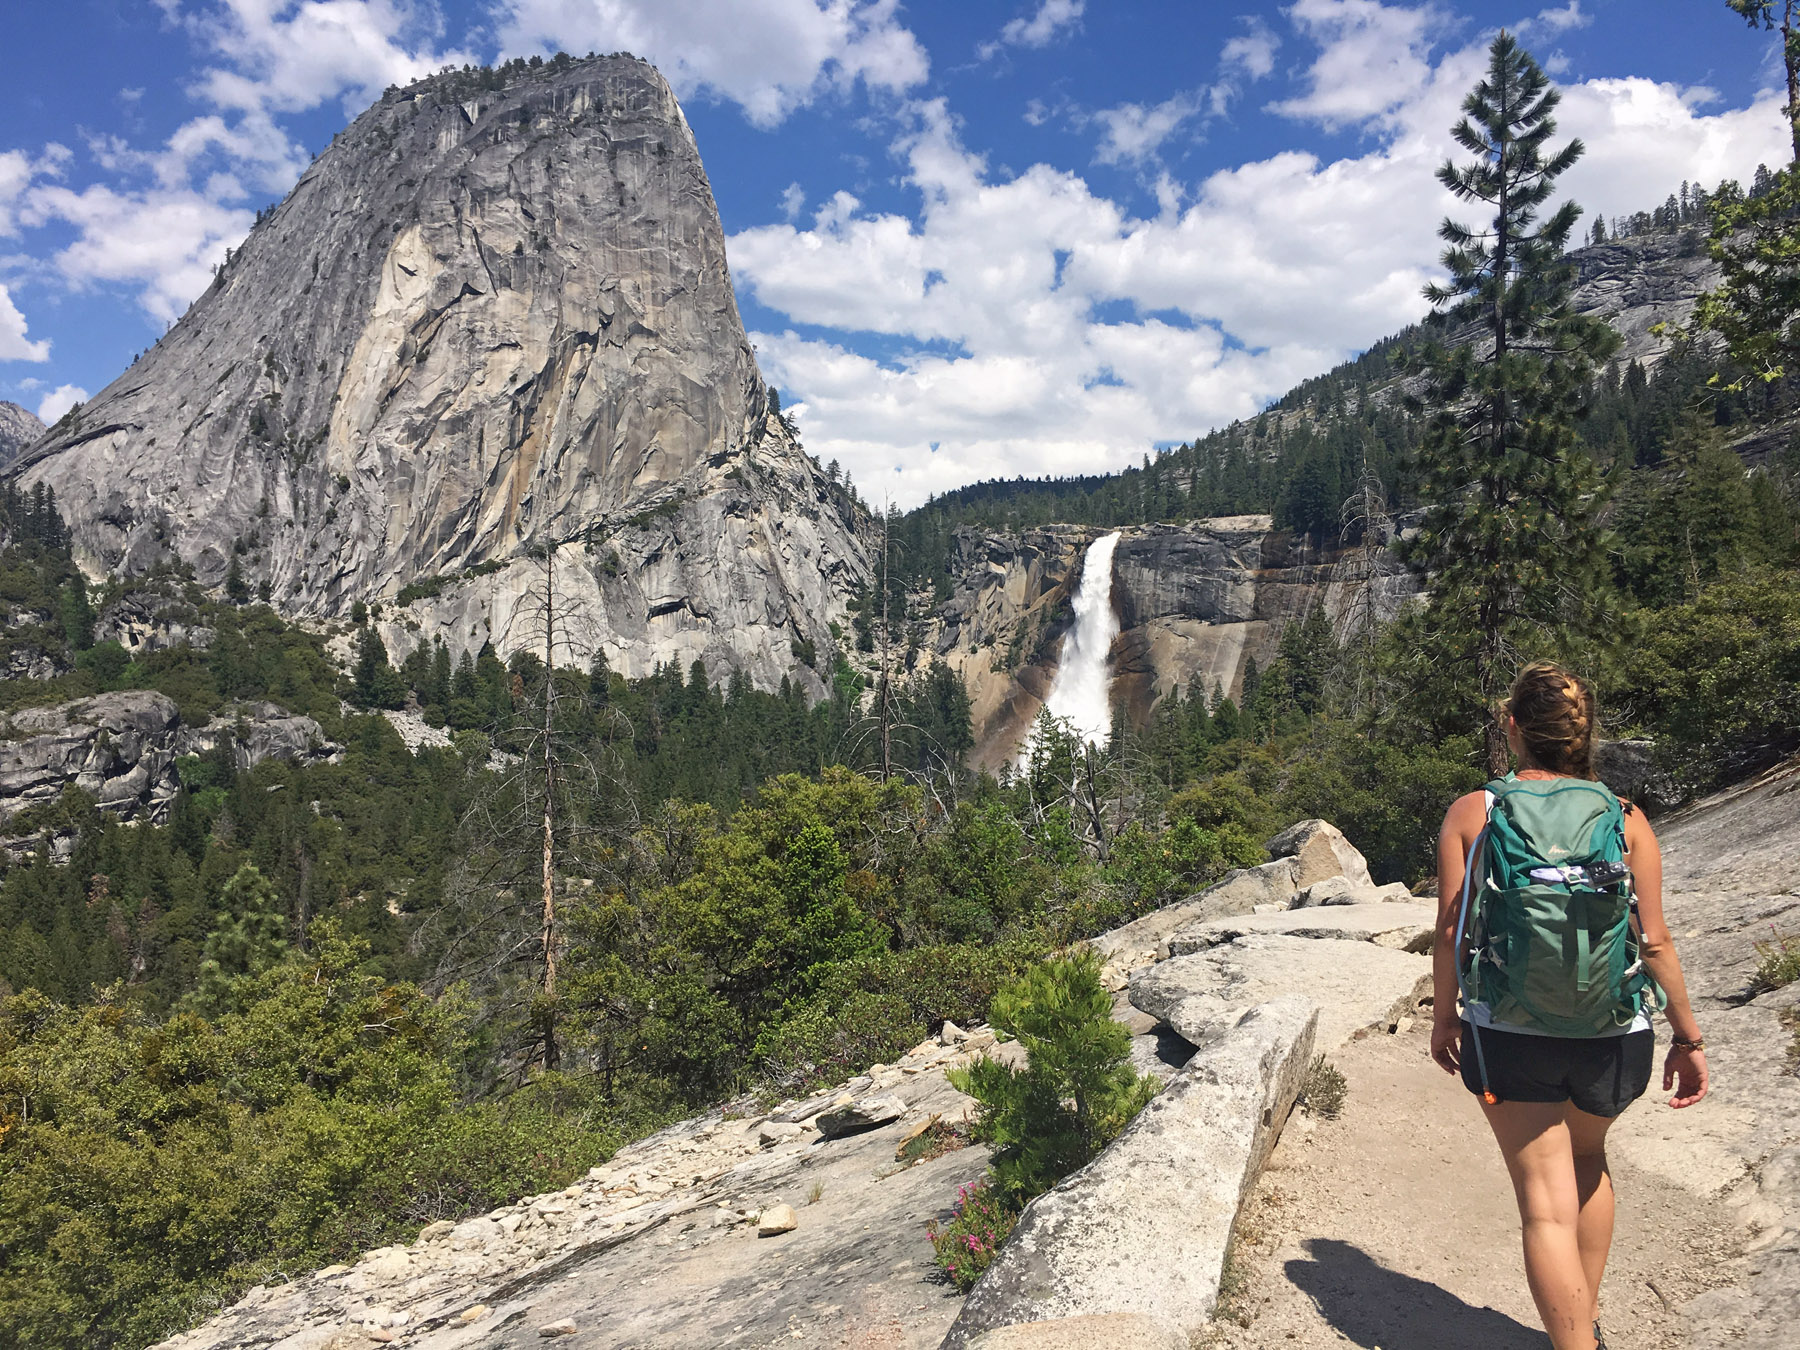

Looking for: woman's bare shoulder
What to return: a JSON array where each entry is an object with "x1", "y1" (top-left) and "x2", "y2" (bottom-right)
[{"x1": 1441, "y1": 789, "x2": 1489, "y2": 835}]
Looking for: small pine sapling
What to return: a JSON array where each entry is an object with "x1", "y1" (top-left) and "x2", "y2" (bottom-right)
[{"x1": 949, "y1": 949, "x2": 1159, "y2": 1206}]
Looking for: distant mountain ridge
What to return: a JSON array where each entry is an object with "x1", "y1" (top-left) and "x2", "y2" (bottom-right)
[
  {"x1": 0, "y1": 401, "x2": 42, "y2": 467},
  {"x1": 10, "y1": 54, "x2": 870, "y2": 693}
]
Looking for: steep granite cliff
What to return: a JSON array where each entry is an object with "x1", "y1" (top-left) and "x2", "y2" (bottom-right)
[
  {"x1": 919, "y1": 519, "x2": 1413, "y2": 767},
  {"x1": 11, "y1": 56, "x2": 869, "y2": 689}
]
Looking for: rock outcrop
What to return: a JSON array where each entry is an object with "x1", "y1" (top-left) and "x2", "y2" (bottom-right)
[
  {"x1": 1625, "y1": 758, "x2": 1800, "y2": 1348},
  {"x1": 942, "y1": 997, "x2": 1318, "y2": 1348},
  {"x1": 0, "y1": 400, "x2": 41, "y2": 467},
  {"x1": 157, "y1": 1028, "x2": 999, "y2": 1350},
  {"x1": 1570, "y1": 230, "x2": 1719, "y2": 366},
  {"x1": 11, "y1": 55, "x2": 869, "y2": 693},
  {"x1": 0, "y1": 691, "x2": 338, "y2": 857}
]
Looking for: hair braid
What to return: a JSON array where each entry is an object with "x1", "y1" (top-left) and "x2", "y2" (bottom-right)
[{"x1": 1501, "y1": 661, "x2": 1600, "y2": 778}]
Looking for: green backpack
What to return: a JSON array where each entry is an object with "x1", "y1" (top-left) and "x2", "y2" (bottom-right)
[{"x1": 1456, "y1": 776, "x2": 1662, "y2": 1063}]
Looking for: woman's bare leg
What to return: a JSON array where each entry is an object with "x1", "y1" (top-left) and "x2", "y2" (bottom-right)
[
  {"x1": 1566, "y1": 1106, "x2": 1619, "y2": 1327},
  {"x1": 1481, "y1": 1098, "x2": 1599, "y2": 1350}
]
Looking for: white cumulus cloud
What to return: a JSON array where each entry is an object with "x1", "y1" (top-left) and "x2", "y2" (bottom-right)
[
  {"x1": 35, "y1": 383, "x2": 87, "y2": 422},
  {"x1": 1092, "y1": 93, "x2": 1204, "y2": 166},
  {"x1": 1271, "y1": 0, "x2": 1452, "y2": 131},
  {"x1": 23, "y1": 183, "x2": 254, "y2": 325},
  {"x1": 980, "y1": 0, "x2": 1085, "y2": 59},
  {"x1": 495, "y1": 0, "x2": 928, "y2": 128},
  {"x1": 0, "y1": 285, "x2": 51, "y2": 362},
  {"x1": 730, "y1": 12, "x2": 1790, "y2": 508}
]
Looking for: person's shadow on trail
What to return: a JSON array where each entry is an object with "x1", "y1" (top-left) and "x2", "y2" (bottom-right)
[{"x1": 1284, "y1": 1238, "x2": 1547, "y2": 1349}]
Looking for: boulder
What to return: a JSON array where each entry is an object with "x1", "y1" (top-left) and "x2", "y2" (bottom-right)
[
  {"x1": 1128, "y1": 935, "x2": 1431, "y2": 1051},
  {"x1": 1183, "y1": 858, "x2": 1302, "y2": 921},
  {"x1": 940, "y1": 997, "x2": 1318, "y2": 1347},
  {"x1": 1291, "y1": 874, "x2": 1357, "y2": 907},
  {"x1": 963, "y1": 1312, "x2": 1188, "y2": 1350},
  {"x1": 1317, "y1": 881, "x2": 1417, "y2": 908},
  {"x1": 1265, "y1": 819, "x2": 1373, "y2": 889},
  {"x1": 814, "y1": 1094, "x2": 907, "y2": 1139},
  {"x1": 1165, "y1": 901, "x2": 1437, "y2": 956}
]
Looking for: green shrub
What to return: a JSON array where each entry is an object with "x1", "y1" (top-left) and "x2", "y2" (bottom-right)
[
  {"x1": 1107, "y1": 816, "x2": 1262, "y2": 909},
  {"x1": 753, "y1": 991, "x2": 924, "y2": 1101},
  {"x1": 1621, "y1": 569, "x2": 1800, "y2": 789},
  {"x1": 949, "y1": 950, "x2": 1158, "y2": 1206},
  {"x1": 0, "y1": 924, "x2": 618, "y2": 1350},
  {"x1": 926, "y1": 1180, "x2": 1018, "y2": 1292}
]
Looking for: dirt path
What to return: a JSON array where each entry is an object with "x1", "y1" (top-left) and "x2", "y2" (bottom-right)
[{"x1": 1202, "y1": 1019, "x2": 1741, "y2": 1350}]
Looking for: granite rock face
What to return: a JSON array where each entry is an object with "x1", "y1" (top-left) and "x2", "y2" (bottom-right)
[
  {"x1": 0, "y1": 691, "x2": 338, "y2": 855},
  {"x1": 1164, "y1": 901, "x2": 1437, "y2": 956},
  {"x1": 1128, "y1": 934, "x2": 1431, "y2": 1052},
  {"x1": 0, "y1": 400, "x2": 42, "y2": 467},
  {"x1": 12, "y1": 56, "x2": 869, "y2": 691}
]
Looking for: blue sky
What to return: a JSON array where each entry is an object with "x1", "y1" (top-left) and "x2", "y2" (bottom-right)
[{"x1": 0, "y1": 1, "x2": 1789, "y2": 505}]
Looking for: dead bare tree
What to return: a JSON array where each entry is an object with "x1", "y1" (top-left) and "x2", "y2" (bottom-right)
[
  {"x1": 418, "y1": 535, "x2": 637, "y2": 1081},
  {"x1": 1336, "y1": 445, "x2": 1395, "y2": 714}
]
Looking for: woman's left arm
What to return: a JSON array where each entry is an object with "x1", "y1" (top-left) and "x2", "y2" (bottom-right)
[{"x1": 1626, "y1": 810, "x2": 1710, "y2": 1109}]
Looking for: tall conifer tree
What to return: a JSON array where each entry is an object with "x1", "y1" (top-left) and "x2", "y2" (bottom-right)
[{"x1": 1406, "y1": 33, "x2": 1620, "y2": 775}]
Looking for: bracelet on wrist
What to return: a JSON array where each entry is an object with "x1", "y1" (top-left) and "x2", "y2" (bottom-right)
[{"x1": 1670, "y1": 1035, "x2": 1705, "y2": 1051}]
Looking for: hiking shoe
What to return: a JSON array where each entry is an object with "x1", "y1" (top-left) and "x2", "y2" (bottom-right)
[{"x1": 1593, "y1": 1322, "x2": 1608, "y2": 1350}]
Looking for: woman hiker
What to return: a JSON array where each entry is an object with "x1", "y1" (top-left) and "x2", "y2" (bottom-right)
[{"x1": 1431, "y1": 661, "x2": 1709, "y2": 1350}]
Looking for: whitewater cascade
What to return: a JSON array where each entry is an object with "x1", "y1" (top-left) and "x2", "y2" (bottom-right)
[{"x1": 1032, "y1": 531, "x2": 1123, "y2": 755}]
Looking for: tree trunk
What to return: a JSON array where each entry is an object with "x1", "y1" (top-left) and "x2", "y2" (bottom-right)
[
  {"x1": 540, "y1": 540, "x2": 560, "y2": 1071},
  {"x1": 878, "y1": 509, "x2": 893, "y2": 781},
  {"x1": 1787, "y1": 5, "x2": 1800, "y2": 163}
]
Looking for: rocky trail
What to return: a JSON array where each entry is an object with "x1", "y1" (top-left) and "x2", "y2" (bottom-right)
[
  {"x1": 1207, "y1": 757, "x2": 1800, "y2": 1350},
  {"x1": 154, "y1": 763, "x2": 1800, "y2": 1350},
  {"x1": 1205, "y1": 1019, "x2": 1741, "y2": 1349}
]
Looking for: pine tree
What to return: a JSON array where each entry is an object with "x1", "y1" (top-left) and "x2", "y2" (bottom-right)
[
  {"x1": 224, "y1": 556, "x2": 250, "y2": 605},
  {"x1": 1695, "y1": 167, "x2": 1800, "y2": 384},
  {"x1": 190, "y1": 864, "x2": 289, "y2": 1013},
  {"x1": 1405, "y1": 33, "x2": 1621, "y2": 775},
  {"x1": 1729, "y1": 2, "x2": 1800, "y2": 162}
]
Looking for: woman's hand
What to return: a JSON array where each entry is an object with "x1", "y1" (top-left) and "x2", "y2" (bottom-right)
[
  {"x1": 1431, "y1": 1014, "x2": 1462, "y2": 1075},
  {"x1": 1664, "y1": 1045, "x2": 1709, "y2": 1108}
]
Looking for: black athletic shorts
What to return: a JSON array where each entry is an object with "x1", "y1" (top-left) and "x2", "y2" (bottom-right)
[{"x1": 1459, "y1": 1020, "x2": 1655, "y2": 1117}]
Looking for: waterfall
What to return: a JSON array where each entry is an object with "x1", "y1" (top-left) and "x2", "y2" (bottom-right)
[{"x1": 1035, "y1": 531, "x2": 1123, "y2": 752}]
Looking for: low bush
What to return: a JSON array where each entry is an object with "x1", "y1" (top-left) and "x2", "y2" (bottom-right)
[
  {"x1": 752, "y1": 991, "x2": 924, "y2": 1102},
  {"x1": 1300, "y1": 1053, "x2": 1348, "y2": 1119}
]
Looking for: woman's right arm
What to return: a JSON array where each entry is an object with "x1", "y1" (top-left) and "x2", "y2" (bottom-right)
[{"x1": 1625, "y1": 809, "x2": 1710, "y2": 1108}]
